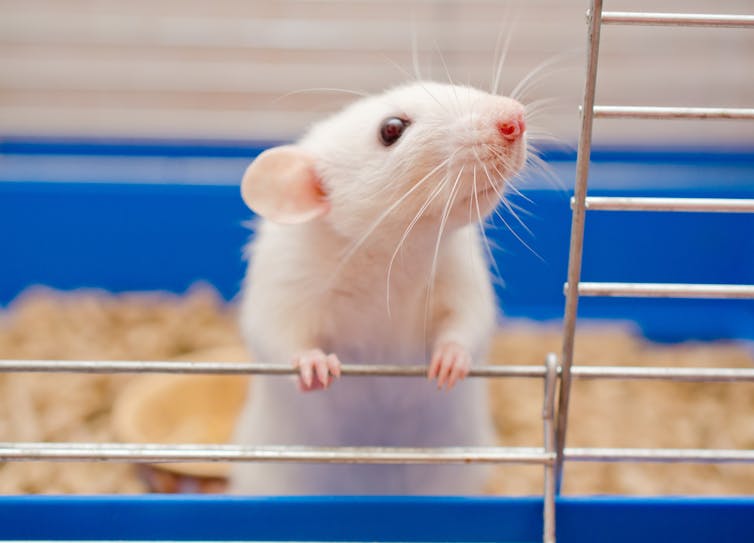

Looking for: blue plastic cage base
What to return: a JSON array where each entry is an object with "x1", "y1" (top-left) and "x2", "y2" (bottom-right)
[{"x1": 0, "y1": 496, "x2": 752, "y2": 542}]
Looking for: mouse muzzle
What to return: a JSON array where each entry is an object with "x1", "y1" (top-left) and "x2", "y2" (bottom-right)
[{"x1": 497, "y1": 112, "x2": 526, "y2": 142}]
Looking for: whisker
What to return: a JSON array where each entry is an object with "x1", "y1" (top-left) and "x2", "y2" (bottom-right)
[
  {"x1": 434, "y1": 41, "x2": 462, "y2": 116},
  {"x1": 410, "y1": 19, "x2": 423, "y2": 81},
  {"x1": 424, "y1": 165, "x2": 465, "y2": 348},
  {"x1": 272, "y1": 87, "x2": 369, "y2": 105},
  {"x1": 513, "y1": 68, "x2": 577, "y2": 104},
  {"x1": 431, "y1": 166, "x2": 465, "y2": 281},
  {"x1": 483, "y1": 140, "x2": 548, "y2": 191},
  {"x1": 383, "y1": 53, "x2": 450, "y2": 115},
  {"x1": 482, "y1": 159, "x2": 534, "y2": 237},
  {"x1": 526, "y1": 131, "x2": 569, "y2": 147},
  {"x1": 525, "y1": 130, "x2": 571, "y2": 150},
  {"x1": 382, "y1": 53, "x2": 419, "y2": 84},
  {"x1": 524, "y1": 97, "x2": 562, "y2": 111},
  {"x1": 336, "y1": 155, "x2": 454, "y2": 273},
  {"x1": 523, "y1": 98, "x2": 569, "y2": 121},
  {"x1": 499, "y1": 194, "x2": 534, "y2": 237},
  {"x1": 478, "y1": 157, "x2": 543, "y2": 261},
  {"x1": 386, "y1": 170, "x2": 450, "y2": 315},
  {"x1": 503, "y1": 177, "x2": 534, "y2": 206},
  {"x1": 510, "y1": 50, "x2": 579, "y2": 102},
  {"x1": 415, "y1": 82, "x2": 451, "y2": 115},
  {"x1": 496, "y1": 202, "x2": 543, "y2": 261},
  {"x1": 503, "y1": 194, "x2": 536, "y2": 218},
  {"x1": 467, "y1": 161, "x2": 476, "y2": 226},
  {"x1": 487, "y1": 143, "x2": 564, "y2": 206},
  {"x1": 472, "y1": 165, "x2": 504, "y2": 289},
  {"x1": 491, "y1": 3, "x2": 518, "y2": 96},
  {"x1": 525, "y1": 150, "x2": 566, "y2": 191}
]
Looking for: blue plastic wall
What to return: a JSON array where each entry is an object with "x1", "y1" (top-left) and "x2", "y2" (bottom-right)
[{"x1": 1, "y1": 496, "x2": 753, "y2": 543}]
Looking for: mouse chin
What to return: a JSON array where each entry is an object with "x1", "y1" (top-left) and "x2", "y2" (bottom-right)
[{"x1": 444, "y1": 183, "x2": 505, "y2": 226}]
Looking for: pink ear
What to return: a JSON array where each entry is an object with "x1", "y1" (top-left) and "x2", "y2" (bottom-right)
[{"x1": 240, "y1": 146, "x2": 330, "y2": 224}]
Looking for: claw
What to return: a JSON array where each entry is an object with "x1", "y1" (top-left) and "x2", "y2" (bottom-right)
[
  {"x1": 428, "y1": 341, "x2": 472, "y2": 390},
  {"x1": 327, "y1": 354, "x2": 341, "y2": 378},
  {"x1": 293, "y1": 349, "x2": 341, "y2": 392},
  {"x1": 299, "y1": 359, "x2": 314, "y2": 388}
]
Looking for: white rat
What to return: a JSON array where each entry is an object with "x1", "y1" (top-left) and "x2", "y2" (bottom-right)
[{"x1": 231, "y1": 81, "x2": 527, "y2": 495}]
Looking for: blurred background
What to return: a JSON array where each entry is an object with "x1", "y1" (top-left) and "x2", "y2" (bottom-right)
[{"x1": 1, "y1": 0, "x2": 752, "y2": 145}]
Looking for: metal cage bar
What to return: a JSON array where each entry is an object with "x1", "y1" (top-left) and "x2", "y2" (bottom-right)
[
  {"x1": 594, "y1": 105, "x2": 754, "y2": 120},
  {"x1": 566, "y1": 448, "x2": 754, "y2": 464},
  {"x1": 574, "y1": 282, "x2": 754, "y2": 299},
  {"x1": 2, "y1": 359, "x2": 753, "y2": 382},
  {"x1": 601, "y1": 11, "x2": 754, "y2": 29},
  {"x1": 571, "y1": 365, "x2": 754, "y2": 383},
  {"x1": 542, "y1": 354, "x2": 559, "y2": 543},
  {"x1": 3, "y1": 443, "x2": 751, "y2": 466},
  {"x1": 0, "y1": 360, "x2": 545, "y2": 378},
  {"x1": 0, "y1": 443, "x2": 553, "y2": 465},
  {"x1": 555, "y1": 0, "x2": 604, "y2": 493},
  {"x1": 580, "y1": 196, "x2": 754, "y2": 213}
]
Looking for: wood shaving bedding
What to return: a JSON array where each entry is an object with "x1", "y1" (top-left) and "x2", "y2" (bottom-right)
[{"x1": 0, "y1": 287, "x2": 752, "y2": 495}]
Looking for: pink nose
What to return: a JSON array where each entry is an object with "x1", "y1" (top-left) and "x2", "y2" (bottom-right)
[{"x1": 497, "y1": 113, "x2": 526, "y2": 141}]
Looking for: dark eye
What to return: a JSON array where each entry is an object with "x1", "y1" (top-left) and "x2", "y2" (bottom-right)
[{"x1": 379, "y1": 117, "x2": 410, "y2": 146}]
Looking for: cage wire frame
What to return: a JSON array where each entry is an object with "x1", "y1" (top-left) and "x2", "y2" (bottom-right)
[{"x1": 1, "y1": 2, "x2": 754, "y2": 542}]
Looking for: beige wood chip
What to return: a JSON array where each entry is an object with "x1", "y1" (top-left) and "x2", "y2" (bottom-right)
[{"x1": 1, "y1": 287, "x2": 752, "y2": 495}]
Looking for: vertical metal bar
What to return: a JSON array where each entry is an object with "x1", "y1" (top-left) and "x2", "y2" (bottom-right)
[
  {"x1": 542, "y1": 353, "x2": 559, "y2": 543},
  {"x1": 555, "y1": 0, "x2": 603, "y2": 492}
]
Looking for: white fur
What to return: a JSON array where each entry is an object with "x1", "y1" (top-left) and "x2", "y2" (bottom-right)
[{"x1": 231, "y1": 82, "x2": 527, "y2": 495}]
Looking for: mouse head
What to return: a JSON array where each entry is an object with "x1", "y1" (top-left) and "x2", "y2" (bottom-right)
[{"x1": 241, "y1": 81, "x2": 527, "y2": 238}]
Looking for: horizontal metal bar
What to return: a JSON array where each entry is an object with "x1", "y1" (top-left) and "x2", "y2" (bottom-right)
[
  {"x1": 2, "y1": 443, "x2": 752, "y2": 465},
  {"x1": 0, "y1": 360, "x2": 546, "y2": 378},
  {"x1": 2, "y1": 360, "x2": 753, "y2": 383},
  {"x1": 580, "y1": 196, "x2": 754, "y2": 213},
  {"x1": 571, "y1": 366, "x2": 754, "y2": 383},
  {"x1": 566, "y1": 447, "x2": 754, "y2": 464},
  {"x1": 572, "y1": 282, "x2": 754, "y2": 299},
  {"x1": 0, "y1": 443, "x2": 552, "y2": 465},
  {"x1": 601, "y1": 11, "x2": 754, "y2": 28},
  {"x1": 594, "y1": 106, "x2": 754, "y2": 120}
]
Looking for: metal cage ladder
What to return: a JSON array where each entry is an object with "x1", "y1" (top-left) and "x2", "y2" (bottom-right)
[{"x1": 554, "y1": 1, "x2": 754, "y2": 541}]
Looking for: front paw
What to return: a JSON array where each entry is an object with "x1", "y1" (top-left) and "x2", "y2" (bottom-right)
[
  {"x1": 428, "y1": 341, "x2": 472, "y2": 390},
  {"x1": 293, "y1": 349, "x2": 341, "y2": 392}
]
